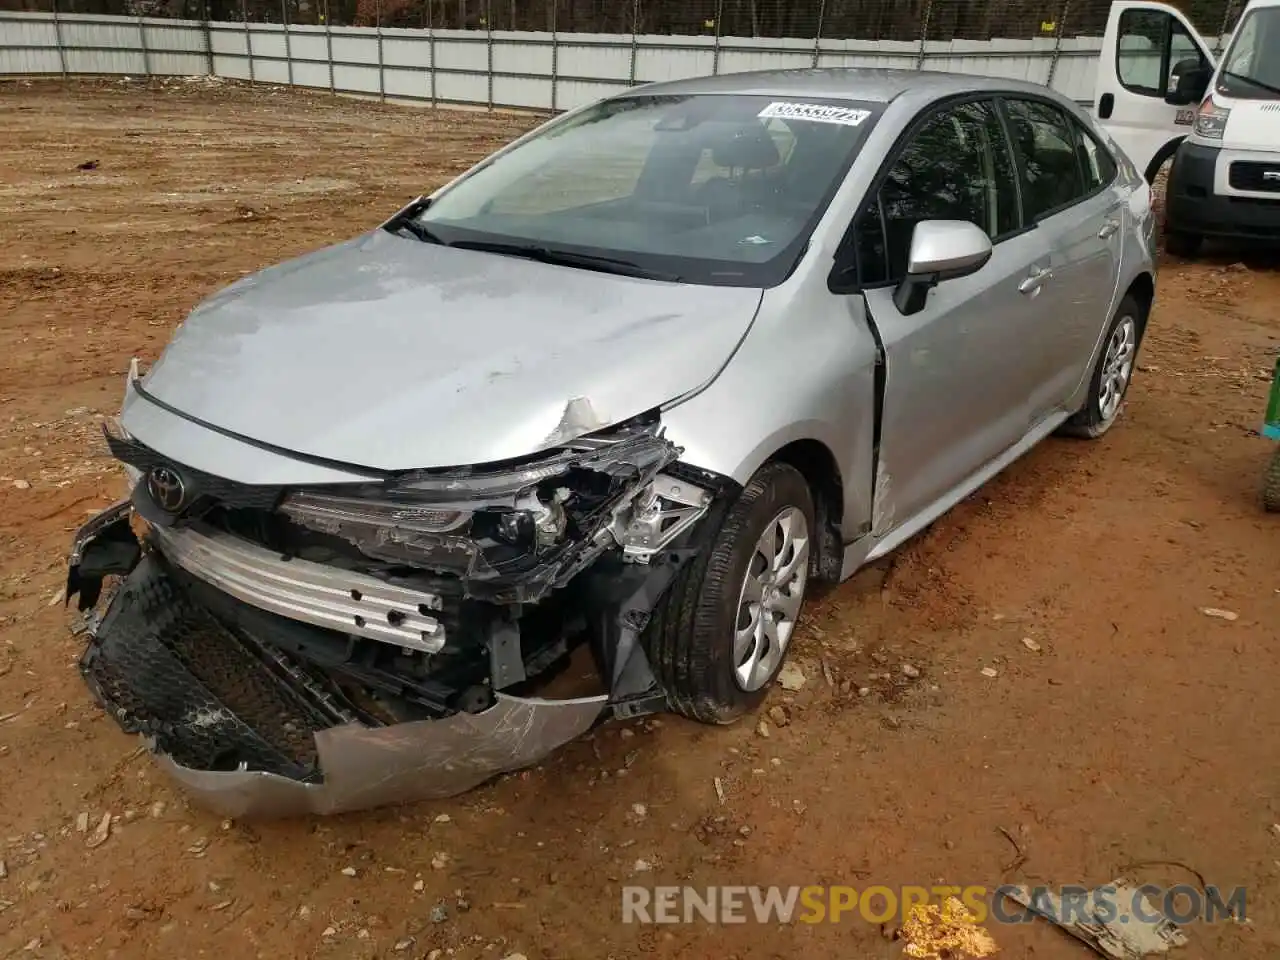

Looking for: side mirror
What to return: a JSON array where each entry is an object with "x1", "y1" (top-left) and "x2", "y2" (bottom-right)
[
  {"x1": 1166, "y1": 60, "x2": 1211, "y2": 105},
  {"x1": 893, "y1": 220, "x2": 992, "y2": 316}
]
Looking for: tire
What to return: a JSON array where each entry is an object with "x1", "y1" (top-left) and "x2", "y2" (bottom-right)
[
  {"x1": 1058, "y1": 295, "x2": 1143, "y2": 440},
  {"x1": 1164, "y1": 228, "x2": 1203, "y2": 259},
  {"x1": 1264, "y1": 449, "x2": 1280, "y2": 513},
  {"x1": 645, "y1": 462, "x2": 815, "y2": 724}
]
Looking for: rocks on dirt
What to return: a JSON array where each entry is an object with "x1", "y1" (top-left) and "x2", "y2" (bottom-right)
[
  {"x1": 633, "y1": 858, "x2": 652, "y2": 873},
  {"x1": 767, "y1": 705, "x2": 789, "y2": 727},
  {"x1": 901, "y1": 663, "x2": 921, "y2": 679},
  {"x1": 980, "y1": 667, "x2": 999, "y2": 679},
  {"x1": 1201, "y1": 607, "x2": 1239, "y2": 621},
  {"x1": 85, "y1": 812, "x2": 111, "y2": 849},
  {"x1": 11, "y1": 480, "x2": 30, "y2": 490},
  {"x1": 756, "y1": 719, "x2": 770, "y2": 738},
  {"x1": 776, "y1": 661, "x2": 807, "y2": 691},
  {"x1": 340, "y1": 866, "x2": 357, "y2": 877},
  {"x1": 1020, "y1": 637, "x2": 1043, "y2": 653},
  {"x1": 430, "y1": 852, "x2": 450, "y2": 869},
  {"x1": 429, "y1": 902, "x2": 449, "y2": 923}
]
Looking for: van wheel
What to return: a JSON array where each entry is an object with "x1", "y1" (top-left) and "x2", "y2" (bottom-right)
[
  {"x1": 1059, "y1": 295, "x2": 1142, "y2": 440},
  {"x1": 645, "y1": 463, "x2": 814, "y2": 724},
  {"x1": 1164, "y1": 229, "x2": 1203, "y2": 259}
]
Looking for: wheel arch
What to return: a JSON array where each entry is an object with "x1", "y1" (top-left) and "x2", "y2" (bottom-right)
[
  {"x1": 1144, "y1": 134, "x2": 1185, "y2": 185},
  {"x1": 763, "y1": 438, "x2": 845, "y2": 582},
  {"x1": 1123, "y1": 271, "x2": 1156, "y2": 336}
]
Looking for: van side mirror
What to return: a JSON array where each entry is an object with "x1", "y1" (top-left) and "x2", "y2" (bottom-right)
[
  {"x1": 1166, "y1": 59, "x2": 1211, "y2": 105},
  {"x1": 893, "y1": 220, "x2": 992, "y2": 316}
]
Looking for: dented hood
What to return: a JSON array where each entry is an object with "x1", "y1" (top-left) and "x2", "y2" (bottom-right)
[{"x1": 138, "y1": 229, "x2": 763, "y2": 471}]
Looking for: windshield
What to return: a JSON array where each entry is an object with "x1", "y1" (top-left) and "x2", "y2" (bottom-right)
[
  {"x1": 1217, "y1": 5, "x2": 1280, "y2": 98},
  {"x1": 410, "y1": 93, "x2": 884, "y2": 287}
]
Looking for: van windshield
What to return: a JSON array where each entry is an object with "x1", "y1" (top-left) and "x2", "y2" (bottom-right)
[
  {"x1": 1218, "y1": 5, "x2": 1280, "y2": 98},
  {"x1": 411, "y1": 94, "x2": 883, "y2": 287}
]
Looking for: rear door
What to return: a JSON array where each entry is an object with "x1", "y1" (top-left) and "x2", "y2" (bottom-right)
[
  {"x1": 848, "y1": 97, "x2": 1053, "y2": 531},
  {"x1": 1000, "y1": 96, "x2": 1125, "y2": 412},
  {"x1": 1096, "y1": 0, "x2": 1215, "y2": 179}
]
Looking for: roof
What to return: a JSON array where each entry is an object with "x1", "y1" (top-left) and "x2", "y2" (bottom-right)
[{"x1": 624, "y1": 67, "x2": 1071, "y2": 106}]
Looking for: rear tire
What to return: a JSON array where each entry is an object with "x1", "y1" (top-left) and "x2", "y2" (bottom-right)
[
  {"x1": 1164, "y1": 228, "x2": 1203, "y2": 259},
  {"x1": 1263, "y1": 449, "x2": 1280, "y2": 513},
  {"x1": 645, "y1": 463, "x2": 815, "y2": 724},
  {"x1": 1059, "y1": 295, "x2": 1143, "y2": 440}
]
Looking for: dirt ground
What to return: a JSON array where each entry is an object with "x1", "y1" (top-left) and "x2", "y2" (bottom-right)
[{"x1": 2, "y1": 78, "x2": 1280, "y2": 960}]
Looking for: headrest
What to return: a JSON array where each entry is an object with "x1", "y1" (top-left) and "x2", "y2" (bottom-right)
[{"x1": 710, "y1": 125, "x2": 781, "y2": 170}]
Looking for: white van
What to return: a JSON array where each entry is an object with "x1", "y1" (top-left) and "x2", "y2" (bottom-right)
[{"x1": 1097, "y1": 0, "x2": 1280, "y2": 256}]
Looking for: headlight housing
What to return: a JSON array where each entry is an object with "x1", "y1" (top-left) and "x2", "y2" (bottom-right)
[{"x1": 1193, "y1": 95, "x2": 1230, "y2": 140}]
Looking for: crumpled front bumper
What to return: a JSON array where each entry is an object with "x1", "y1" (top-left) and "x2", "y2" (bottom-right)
[{"x1": 71, "y1": 506, "x2": 610, "y2": 818}]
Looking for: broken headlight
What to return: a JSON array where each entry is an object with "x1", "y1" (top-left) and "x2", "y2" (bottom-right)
[{"x1": 278, "y1": 485, "x2": 570, "y2": 571}]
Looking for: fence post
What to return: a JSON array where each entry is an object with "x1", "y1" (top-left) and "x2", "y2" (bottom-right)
[
  {"x1": 549, "y1": 0, "x2": 558, "y2": 112},
  {"x1": 628, "y1": 0, "x2": 639, "y2": 86},
  {"x1": 323, "y1": 0, "x2": 335, "y2": 94},
  {"x1": 1214, "y1": 0, "x2": 1239, "y2": 55},
  {"x1": 282, "y1": 0, "x2": 294, "y2": 86},
  {"x1": 485, "y1": 0, "x2": 494, "y2": 110},
  {"x1": 242, "y1": 0, "x2": 255, "y2": 83},
  {"x1": 201, "y1": 0, "x2": 214, "y2": 76},
  {"x1": 376, "y1": 0, "x2": 386, "y2": 102},
  {"x1": 137, "y1": 15, "x2": 152, "y2": 77},
  {"x1": 50, "y1": 0, "x2": 68, "y2": 79},
  {"x1": 427, "y1": 0, "x2": 437, "y2": 108},
  {"x1": 915, "y1": 0, "x2": 934, "y2": 69},
  {"x1": 1045, "y1": 0, "x2": 1071, "y2": 92},
  {"x1": 811, "y1": 0, "x2": 827, "y2": 68},
  {"x1": 711, "y1": 0, "x2": 723, "y2": 75}
]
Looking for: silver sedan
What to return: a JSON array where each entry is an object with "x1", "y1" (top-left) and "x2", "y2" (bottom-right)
[{"x1": 67, "y1": 68, "x2": 1157, "y2": 815}]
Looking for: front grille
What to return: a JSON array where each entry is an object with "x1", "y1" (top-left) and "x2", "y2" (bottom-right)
[
  {"x1": 1228, "y1": 161, "x2": 1280, "y2": 193},
  {"x1": 80, "y1": 554, "x2": 332, "y2": 780},
  {"x1": 105, "y1": 430, "x2": 285, "y2": 512}
]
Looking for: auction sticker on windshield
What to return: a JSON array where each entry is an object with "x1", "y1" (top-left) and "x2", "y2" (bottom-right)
[{"x1": 758, "y1": 102, "x2": 872, "y2": 126}]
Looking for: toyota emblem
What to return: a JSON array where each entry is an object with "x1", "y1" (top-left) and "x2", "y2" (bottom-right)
[{"x1": 147, "y1": 465, "x2": 187, "y2": 513}]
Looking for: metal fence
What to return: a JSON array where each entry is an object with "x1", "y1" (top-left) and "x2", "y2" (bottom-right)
[{"x1": 0, "y1": 0, "x2": 1248, "y2": 112}]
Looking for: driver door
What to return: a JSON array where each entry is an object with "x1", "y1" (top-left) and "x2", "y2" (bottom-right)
[
  {"x1": 846, "y1": 98, "x2": 1053, "y2": 535},
  {"x1": 1096, "y1": 1, "x2": 1216, "y2": 178}
]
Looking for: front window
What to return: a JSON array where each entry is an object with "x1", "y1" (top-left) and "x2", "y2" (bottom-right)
[
  {"x1": 410, "y1": 94, "x2": 883, "y2": 287},
  {"x1": 1218, "y1": 5, "x2": 1280, "y2": 99}
]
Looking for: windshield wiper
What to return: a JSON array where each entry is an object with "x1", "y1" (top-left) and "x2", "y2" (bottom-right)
[
  {"x1": 446, "y1": 239, "x2": 681, "y2": 282},
  {"x1": 382, "y1": 196, "x2": 445, "y2": 245},
  {"x1": 1222, "y1": 70, "x2": 1280, "y2": 98},
  {"x1": 393, "y1": 218, "x2": 446, "y2": 245}
]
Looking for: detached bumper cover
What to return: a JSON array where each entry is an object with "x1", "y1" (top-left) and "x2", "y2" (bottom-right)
[{"x1": 80, "y1": 553, "x2": 606, "y2": 817}]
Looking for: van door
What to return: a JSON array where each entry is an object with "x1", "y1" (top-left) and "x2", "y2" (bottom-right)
[{"x1": 1096, "y1": 0, "x2": 1216, "y2": 180}]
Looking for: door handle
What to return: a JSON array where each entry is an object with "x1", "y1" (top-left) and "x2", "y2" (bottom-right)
[
  {"x1": 1098, "y1": 218, "x2": 1120, "y2": 239},
  {"x1": 1019, "y1": 266, "x2": 1053, "y2": 295}
]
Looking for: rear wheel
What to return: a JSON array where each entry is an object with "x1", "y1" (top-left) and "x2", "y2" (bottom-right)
[
  {"x1": 645, "y1": 462, "x2": 814, "y2": 724},
  {"x1": 1059, "y1": 295, "x2": 1142, "y2": 440}
]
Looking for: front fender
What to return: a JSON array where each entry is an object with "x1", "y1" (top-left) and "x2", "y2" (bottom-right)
[{"x1": 660, "y1": 283, "x2": 880, "y2": 542}]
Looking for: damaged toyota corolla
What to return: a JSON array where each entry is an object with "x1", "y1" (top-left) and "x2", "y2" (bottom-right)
[{"x1": 66, "y1": 68, "x2": 1157, "y2": 817}]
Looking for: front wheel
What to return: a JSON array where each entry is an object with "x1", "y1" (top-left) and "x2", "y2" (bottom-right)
[
  {"x1": 645, "y1": 462, "x2": 815, "y2": 724},
  {"x1": 1058, "y1": 295, "x2": 1142, "y2": 440}
]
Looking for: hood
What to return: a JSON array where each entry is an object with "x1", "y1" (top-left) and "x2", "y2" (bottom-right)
[
  {"x1": 138, "y1": 230, "x2": 763, "y2": 471},
  {"x1": 1222, "y1": 99, "x2": 1280, "y2": 152}
]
